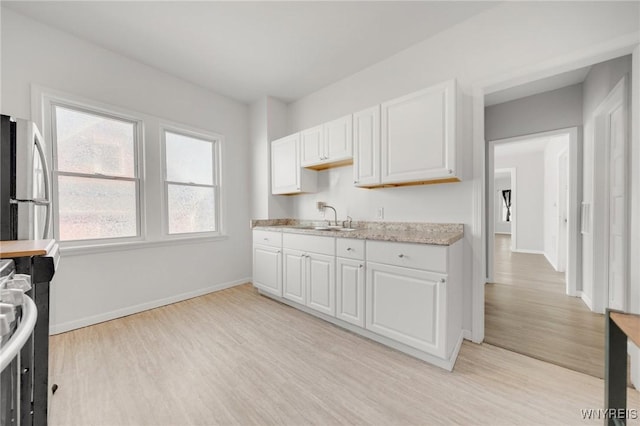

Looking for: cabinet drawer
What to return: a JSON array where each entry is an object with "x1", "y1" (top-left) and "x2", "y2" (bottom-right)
[
  {"x1": 253, "y1": 230, "x2": 282, "y2": 248},
  {"x1": 366, "y1": 240, "x2": 447, "y2": 273},
  {"x1": 283, "y1": 233, "x2": 335, "y2": 256},
  {"x1": 336, "y1": 238, "x2": 365, "y2": 260}
]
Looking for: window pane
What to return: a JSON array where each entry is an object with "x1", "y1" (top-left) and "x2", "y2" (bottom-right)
[
  {"x1": 165, "y1": 132, "x2": 213, "y2": 185},
  {"x1": 167, "y1": 184, "x2": 216, "y2": 234},
  {"x1": 58, "y1": 175, "x2": 137, "y2": 241},
  {"x1": 55, "y1": 106, "x2": 136, "y2": 177}
]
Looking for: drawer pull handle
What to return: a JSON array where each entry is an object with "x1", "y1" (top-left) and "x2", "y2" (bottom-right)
[
  {"x1": 346, "y1": 248, "x2": 353, "y2": 251},
  {"x1": 398, "y1": 254, "x2": 405, "y2": 258},
  {"x1": 359, "y1": 264, "x2": 363, "y2": 268},
  {"x1": 276, "y1": 250, "x2": 281, "y2": 254},
  {"x1": 440, "y1": 278, "x2": 446, "y2": 283},
  {"x1": 263, "y1": 238, "x2": 269, "y2": 241}
]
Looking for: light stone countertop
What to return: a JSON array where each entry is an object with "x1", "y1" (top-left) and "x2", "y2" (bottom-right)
[{"x1": 251, "y1": 219, "x2": 463, "y2": 246}]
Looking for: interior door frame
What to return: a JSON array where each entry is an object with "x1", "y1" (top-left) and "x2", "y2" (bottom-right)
[
  {"x1": 591, "y1": 75, "x2": 629, "y2": 312},
  {"x1": 469, "y1": 36, "x2": 639, "y2": 344},
  {"x1": 485, "y1": 128, "x2": 579, "y2": 297},
  {"x1": 556, "y1": 148, "x2": 569, "y2": 275}
]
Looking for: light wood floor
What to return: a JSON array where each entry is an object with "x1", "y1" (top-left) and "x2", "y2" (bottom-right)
[
  {"x1": 485, "y1": 234, "x2": 605, "y2": 379},
  {"x1": 49, "y1": 283, "x2": 639, "y2": 425}
]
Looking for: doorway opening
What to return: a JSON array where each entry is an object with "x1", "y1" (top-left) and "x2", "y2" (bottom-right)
[
  {"x1": 480, "y1": 53, "x2": 635, "y2": 380},
  {"x1": 484, "y1": 129, "x2": 605, "y2": 378}
]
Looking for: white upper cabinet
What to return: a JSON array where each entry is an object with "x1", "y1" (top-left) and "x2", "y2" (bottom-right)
[
  {"x1": 353, "y1": 105, "x2": 381, "y2": 187},
  {"x1": 324, "y1": 115, "x2": 353, "y2": 163},
  {"x1": 300, "y1": 125, "x2": 324, "y2": 166},
  {"x1": 300, "y1": 115, "x2": 353, "y2": 169},
  {"x1": 271, "y1": 133, "x2": 317, "y2": 195},
  {"x1": 381, "y1": 80, "x2": 457, "y2": 185}
]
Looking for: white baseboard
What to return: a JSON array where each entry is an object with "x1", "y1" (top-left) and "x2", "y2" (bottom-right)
[
  {"x1": 494, "y1": 231, "x2": 511, "y2": 235},
  {"x1": 260, "y1": 290, "x2": 462, "y2": 371},
  {"x1": 543, "y1": 252, "x2": 559, "y2": 271},
  {"x1": 462, "y1": 329, "x2": 473, "y2": 341},
  {"x1": 579, "y1": 290, "x2": 595, "y2": 311},
  {"x1": 511, "y1": 248, "x2": 545, "y2": 255},
  {"x1": 50, "y1": 277, "x2": 251, "y2": 335}
]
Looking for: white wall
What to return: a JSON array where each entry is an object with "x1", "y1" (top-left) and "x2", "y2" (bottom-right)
[
  {"x1": 581, "y1": 55, "x2": 632, "y2": 312},
  {"x1": 543, "y1": 135, "x2": 570, "y2": 269},
  {"x1": 1, "y1": 8, "x2": 253, "y2": 332},
  {"x1": 250, "y1": 96, "x2": 292, "y2": 220},
  {"x1": 266, "y1": 97, "x2": 292, "y2": 218},
  {"x1": 279, "y1": 1, "x2": 639, "y2": 334},
  {"x1": 494, "y1": 174, "x2": 511, "y2": 234},
  {"x1": 495, "y1": 149, "x2": 545, "y2": 253},
  {"x1": 485, "y1": 84, "x2": 583, "y2": 142},
  {"x1": 250, "y1": 97, "x2": 269, "y2": 219}
]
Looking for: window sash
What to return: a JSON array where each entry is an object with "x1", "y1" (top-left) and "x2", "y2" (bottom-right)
[
  {"x1": 55, "y1": 172, "x2": 142, "y2": 242},
  {"x1": 162, "y1": 128, "x2": 220, "y2": 236},
  {"x1": 50, "y1": 102, "x2": 143, "y2": 243},
  {"x1": 52, "y1": 103, "x2": 140, "y2": 177},
  {"x1": 164, "y1": 130, "x2": 217, "y2": 186},
  {"x1": 164, "y1": 182, "x2": 218, "y2": 235}
]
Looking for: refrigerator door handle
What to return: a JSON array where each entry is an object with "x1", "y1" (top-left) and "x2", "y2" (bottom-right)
[
  {"x1": 9, "y1": 198, "x2": 51, "y2": 206},
  {"x1": 33, "y1": 125, "x2": 51, "y2": 239}
]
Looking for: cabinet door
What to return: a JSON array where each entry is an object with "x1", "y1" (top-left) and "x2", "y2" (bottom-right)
[
  {"x1": 381, "y1": 80, "x2": 456, "y2": 184},
  {"x1": 366, "y1": 262, "x2": 447, "y2": 357},
  {"x1": 353, "y1": 106, "x2": 380, "y2": 187},
  {"x1": 271, "y1": 134, "x2": 300, "y2": 194},
  {"x1": 336, "y1": 257, "x2": 365, "y2": 327},
  {"x1": 283, "y1": 249, "x2": 306, "y2": 304},
  {"x1": 324, "y1": 115, "x2": 353, "y2": 162},
  {"x1": 300, "y1": 125, "x2": 324, "y2": 166},
  {"x1": 253, "y1": 245, "x2": 282, "y2": 297},
  {"x1": 306, "y1": 252, "x2": 335, "y2": 316}
]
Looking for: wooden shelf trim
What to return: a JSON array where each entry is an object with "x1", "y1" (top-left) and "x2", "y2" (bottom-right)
[
  {"x1": 0, "y1": 239, "x2": 56, "y2": 258},
  {"x1": 610, "y1": 311, "x2": 640, "y2": 348}
]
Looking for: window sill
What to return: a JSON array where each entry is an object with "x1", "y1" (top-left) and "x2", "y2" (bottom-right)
[{"x1": 59, "y1": 235, "x2": 229, "y2": 257}]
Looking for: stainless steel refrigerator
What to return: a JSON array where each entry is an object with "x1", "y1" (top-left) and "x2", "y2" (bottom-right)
[{"x1": 1, "y1": 114, "x2": 51, "y2": 241}]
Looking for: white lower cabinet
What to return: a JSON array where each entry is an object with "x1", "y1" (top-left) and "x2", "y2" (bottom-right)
[
  {"x1": 252, "y1": 230, "x2": 283, "y2": 297},
  {"x1": 306, "y1": 252, "x2": 335, "y2": 316},
  {"x1": 282, "y1": 234, "x2": 336, "y2": 316},
  {"x1": 253, "y1": 230, "x2": 463, "y2": 370},
  {"x1": 283, "y1": 249, "x2": 306, "y2": 304},
  {"x1": 252, "y1": 245, "x2": 282, "y2": 297},
  {"x1": 336, "y1": 257, "x2": 365, "y2": 327},
  {"x1": 365, "y1": 262, "x2": 446, "y2": 357}
]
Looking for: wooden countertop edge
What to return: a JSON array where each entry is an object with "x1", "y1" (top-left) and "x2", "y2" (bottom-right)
[
  {"x1": 610, "y1": 311, "x2": 640, "y2": 348},
  {"x1": 0, "y1": 239, "x2": 57, "y2": 258}
]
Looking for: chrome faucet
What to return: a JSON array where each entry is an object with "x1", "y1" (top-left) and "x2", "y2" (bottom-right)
[
  {"x1": 316, "y1": 201, "x2": 338, "y2": 226},
  {"x1": 342, "y1": 216, "x2": 353, "y2": 229}
]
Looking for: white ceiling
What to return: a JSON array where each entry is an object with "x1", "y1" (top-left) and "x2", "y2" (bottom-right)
[
  {"x1": 484, "y1": 66, "x2": 591, "y2": 106},
  {"x1": 3, "y1": 1, "x2": 498, "y2": 104}
]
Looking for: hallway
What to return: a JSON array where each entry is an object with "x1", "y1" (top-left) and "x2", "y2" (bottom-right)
[{"x1": 485, "y1": 234, "x2": 605, "y2": 379}]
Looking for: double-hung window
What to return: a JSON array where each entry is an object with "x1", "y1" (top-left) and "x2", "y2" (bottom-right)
[
  {"x1": 162, "y1": 128, "x2": 221, "y2": 235},
  {"x1": 51, "y1": 104, "x2": 141, "y2": 242}
]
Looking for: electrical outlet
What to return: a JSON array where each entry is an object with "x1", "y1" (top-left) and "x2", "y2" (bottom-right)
[{"x1": 376, "y1": 207, "x2": 384, "y2": 220}]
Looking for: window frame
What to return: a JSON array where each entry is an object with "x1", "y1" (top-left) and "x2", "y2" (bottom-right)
[
  {"x1": 160, "y1": 123, "x2": 224, "y2": 238},
  {"x1": 45, "y1": 94, "x2": 146, "y2": 247}
]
